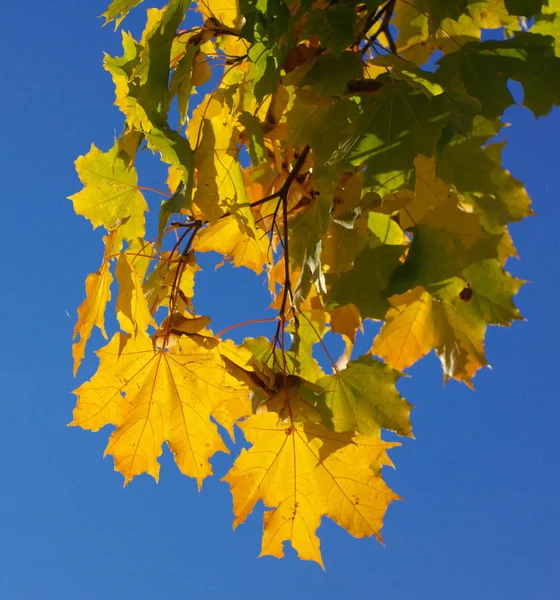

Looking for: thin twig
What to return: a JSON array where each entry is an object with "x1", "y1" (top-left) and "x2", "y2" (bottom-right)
[
  {"x1": 270, "y1": 145, "x2": 311, "y2": 356},
  {"x1": 361, "y1": 0, "x2": 397, "y2": 56}
]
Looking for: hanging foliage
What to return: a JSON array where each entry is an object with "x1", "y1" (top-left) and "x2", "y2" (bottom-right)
[{"x1": 69, "y1": 0, "x2": 559, "y2": 566}]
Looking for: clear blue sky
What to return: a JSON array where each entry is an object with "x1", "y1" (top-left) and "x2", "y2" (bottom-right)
[{"x1": 1, "y1": 3, "x2": 559, "y2": 599}]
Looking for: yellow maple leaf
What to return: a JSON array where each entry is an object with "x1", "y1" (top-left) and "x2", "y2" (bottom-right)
[
  {"x1": 192, "y1": 99, "x2": 254, "y2": 224},
  {"x1": 398, "y1": 155, "x2": 454, "y2": 230},
  {"x1": 371, "y1": 287, "x2": 487, "y2": 385},
  {"x1": 192, "y1": 50, "x2": 213, "y2": 86},
  {"x1": 329, "y1": 304, "x2": 363, "y2": 342},
  {"x1": 69, "y1": 143, "x2": 148, "y2": 240},
  {"x1": 194, "y1": 218, "x2": 269, "y2": 274},
  {"x1": 224, "y1": 410, "x2": 399, "y2": 567},
  {"x1": 197, "y1": 0, "x2": 240, "y2": 28},
  {"x1": 72, "y1": 230, "x2": 118, "y2": 375},
  {"x1": 71, "y1": 332, "x2": 251, "y2": 486},
  {"x1": 395, "y1": 156, "x2": 487, "y2": 250},
  {"x1": 392, "y1": 4, "x2": 481, "y2": 65},
  {"x1": 143, "y1": 251, "x2": 199, "y2": 314},
  {"x1": 116, "y1": 253, "x2": 156, "y2": 336},
  {"x1": 104, "y1": 31, "x2": 154, "y2": 132}
]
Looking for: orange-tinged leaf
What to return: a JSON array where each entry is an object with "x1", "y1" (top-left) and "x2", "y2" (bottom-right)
[
  {"x1": 72, "y1": 231, "x2": 118, "y2": 375},
  {"x1": 71, "y1": 332, "x2": 251, "y2": 486},
  {"x1": 224, "y1": 412, "x2": 399, "y2": 567},
  {"x1": 69, "y1": 143, "x2": 147, "y2": 240},
  {"x1": 191, "y1": 50, "x2": 212, "y2": 86},
  {"x1": 329, "y1": 303, "x2": 362, "y2": 342}
]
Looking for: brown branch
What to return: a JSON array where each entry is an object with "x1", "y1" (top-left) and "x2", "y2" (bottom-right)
[
  {"x1": 161, "y1": 147, "x2": 310, "y2": 360},
  {"x1": 216, "y1": 317, "x2": 279, "y2": 338},
  {"x1": 137, "y1": 185, "x2": 172, "y2": 198},
  {"x1": 269, "y1": 145, "x2": 311, "y2": 359},
  {"x1": 167, "y1": 221, "x2": 202, "y2": 318},
  {"x1": 360, "y1": 0, "x2": 393, "y2": 39},
  {"x1": 360, "y1": 0, "x2": 397, "y2": 56},
  {"x1": 218, "y1": 147, "x2": 313, "y2": 222}
]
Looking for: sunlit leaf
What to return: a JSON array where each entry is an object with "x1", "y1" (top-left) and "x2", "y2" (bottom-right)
[
  {"x1": 72, "y1": 230, "x2": 119, "y2": 375},
  {"x1": 224, "y1": 411, "x2": 399, "y2": 567},
  {"x1": 116, "y1": 252, "x2": 156, "y2": 335},
  {"x1": 70, "y1": 143, "x2": 147, "y2": 240},
  {"x1": 314, "y1": 356, "x2": 413, "y2": 437},
  {"x1": 101, "y1": 0, "x2": 143, "y2": 27},
  {"x1": 372, "y1": 287, "x2": 487, "y2": 385},
  {"x1": 71, "y1": 332, "x2": 251, "y2": 486},
  {"x1": 327, "y1": 244, "x2": 404, "y2": 319},
  {"x1": 70, "y1": 0, "x2": 550, "y2": 563}
]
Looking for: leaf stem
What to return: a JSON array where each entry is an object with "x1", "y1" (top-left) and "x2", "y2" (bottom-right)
[
  {"x1": 216, "y1": 317, "x2": 279, "y2": 338},
  {"x1": 137, "y1": 185, "x2": 172, "y2": 198}
]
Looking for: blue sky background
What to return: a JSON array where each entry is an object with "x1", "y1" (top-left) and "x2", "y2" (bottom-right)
[{"x1": 1, "y1": 3, "x2": 559, "y2": 599}]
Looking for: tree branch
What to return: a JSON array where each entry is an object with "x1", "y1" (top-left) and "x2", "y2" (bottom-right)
[
  {"x1": 360, "y1": 0, "x2": 397, "y2": 56},
  {"x1": 269, "y1": 145, "x2": 311, "y2": 358}
]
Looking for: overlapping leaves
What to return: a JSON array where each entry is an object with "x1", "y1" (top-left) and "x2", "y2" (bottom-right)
[{"x1": 69, "y1": 0, "x2": 557, "y2": 566}]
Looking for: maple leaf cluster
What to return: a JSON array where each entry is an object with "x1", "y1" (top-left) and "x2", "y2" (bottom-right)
[{"x1": 69, "y1": 0, "x2": 559, "y2": 566}]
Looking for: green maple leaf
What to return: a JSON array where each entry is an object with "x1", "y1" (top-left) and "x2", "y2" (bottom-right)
[
  {"x1": 101, "y1": 0, "x2": 143, "y2": 27},
  {"x1": 439, "y1": 119, "x2": 533, "y2": 232},
  {"x1": 168, "y1": 42, "x2": 198, "y2": 124},
  {"x1": 289, "y1": 314, "x2": 326, "y2": 383},
  {"x1": 301, "y1": 5, "x2": 357, "y2": 56},
  {"x1": 532, "y1": 0, "x2": 560, "y2": 56},
  {"x1": 287, "y1": 91, "x2": 361, "y2": 171},
  {"x1": 458, "y1": 259, "x2": 524, "y2": 326},
  {"x1": 311, "y1": 356, "x2": 413, "y2": 437},
  {"x1": 505, "y1": 0, "x2": 545, "y2": 17},
  {"x1": 424, "y1": 0, "x2": 469, "y2": 23},
  {"x1": 238, "y1": 112, "x2": 266, "y2": 165},
  {"x1": 290, "y1": 179, "x2": 333, "y2": 300},
  {"x1": 388, "y1": 215, "x2": 497, "y2": 296},
  {"x1": 70, "y1": 0, "x2": 560, "y2": 565},
  {"x1": 343, "y1": 76, "x2": 445, "y2": 195},
  {"x1": 302, "y1": 52, "x2": 364, "y2": 97},
  {"x1": 321, "y1": 211, "x2": 369, "y2": 275},
  {"x1": 135, "y1": 0, "x2": 188, "y2": 127},
  {"x1": 396, "y1": 0, "x2": 469, "y2": 27},
  {"x1": 327, "y1": 244, "x2": 404, "y2": 319},
  {"x1": 436, "y1": 32, "x2": 560, "y2": 117},
  {"x1": 145, "y1": 128, "x2": 194, "y2": 236}
]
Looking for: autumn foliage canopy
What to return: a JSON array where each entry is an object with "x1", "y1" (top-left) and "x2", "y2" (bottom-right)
[{"x1": 69, "y1": 0, "x2": 560, "y2": 566}]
